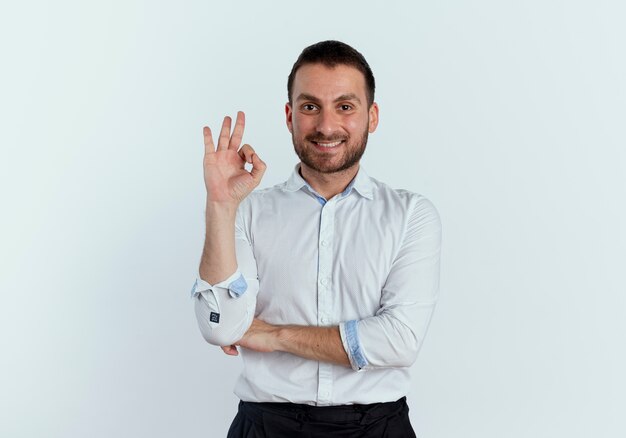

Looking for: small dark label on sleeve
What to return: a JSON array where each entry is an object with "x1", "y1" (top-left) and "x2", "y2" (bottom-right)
[{"x1": 210, "y1": 312, "x2": 220, "y2": 323}]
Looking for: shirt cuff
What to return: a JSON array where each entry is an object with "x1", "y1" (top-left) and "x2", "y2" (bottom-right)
[
  {"x1": 339, "y1": 320, "x2": 369, "y2": 371},
  {"x1": 190, "y1": 270, "x2": 248, "y2": 299}
]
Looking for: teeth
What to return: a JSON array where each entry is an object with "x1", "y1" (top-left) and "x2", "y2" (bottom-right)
[{"x1": 316, "y1": 141, "x2": 342, "y2": 148}]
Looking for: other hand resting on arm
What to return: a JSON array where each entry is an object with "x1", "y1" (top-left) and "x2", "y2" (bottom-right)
[{"x1": 220, "y1": 318, "x2": 350, "y2": 368}]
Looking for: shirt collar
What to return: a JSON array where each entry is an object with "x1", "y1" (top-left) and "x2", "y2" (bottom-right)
[{"x1": 283, "y1": 163, "x2": 374, "y2": 200}]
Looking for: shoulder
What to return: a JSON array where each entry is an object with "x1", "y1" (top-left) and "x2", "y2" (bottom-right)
[
  {"x1": 236, "y1": 181, "x2": 291, "y2": 215},
  {"x1": 242, "y1": 181, "x2": 289, "y2": 205},
  {"x1": 369, "y1": 177, "x2": 440, "y2": 224}
]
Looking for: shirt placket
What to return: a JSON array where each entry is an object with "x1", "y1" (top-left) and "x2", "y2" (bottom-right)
[{"x1": 316, "y1": 197, "x2": 335, "y2": 405}]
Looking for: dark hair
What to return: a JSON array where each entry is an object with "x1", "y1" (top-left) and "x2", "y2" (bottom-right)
[{"x1": 287, "y1": 40, "x2": 376, "y2": 106}]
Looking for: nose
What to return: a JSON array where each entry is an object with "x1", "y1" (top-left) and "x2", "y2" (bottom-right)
[{"x1": 316, "y1": 109, "x2": 340, "y2": 137}]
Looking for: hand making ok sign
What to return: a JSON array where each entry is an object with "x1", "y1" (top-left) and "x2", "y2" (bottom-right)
[{"x1": 203, "y1": 111, "x2": 266, "y2": 206}]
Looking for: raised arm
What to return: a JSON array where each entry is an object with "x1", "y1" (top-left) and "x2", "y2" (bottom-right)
[
  {"x1": 200, "y1": 111, "x2": 265, "y2": 281},
  {"x1": 191, "y1": 111, "x2": 266, "y2": 347}
]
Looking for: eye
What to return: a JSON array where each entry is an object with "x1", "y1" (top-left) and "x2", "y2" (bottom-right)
[
  {"x1": 339, "y1": 104, "x2": 353, "y2": 111},
  {"x1": 302, "y1": 104, "x2": 318, "y2": 111}
]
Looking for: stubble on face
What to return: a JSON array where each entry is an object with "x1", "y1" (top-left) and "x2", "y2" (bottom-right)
[
  {"x1": 291, "y1": 124, "x2": 370, "y2": 175},
  {"x1": 287, "y1": 63, "x2": 378, "y2": 177}
]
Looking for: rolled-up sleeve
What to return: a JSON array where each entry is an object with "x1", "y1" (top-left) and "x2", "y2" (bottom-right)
[
  {"x1": 339, "y1": 196, "x2": 442, "y2": 370},
  {"x1": 192, "y1": 204, "x2": 259, "y2": 347}
]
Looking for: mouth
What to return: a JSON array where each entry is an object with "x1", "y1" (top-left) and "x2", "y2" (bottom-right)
[{"x1": 311, "y1": 140, "x2": 344, "y2": 149}]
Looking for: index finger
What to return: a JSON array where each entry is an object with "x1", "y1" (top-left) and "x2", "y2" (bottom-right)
[{"x1": 228, "y1": 111, "x2": 245, "y2": 150}]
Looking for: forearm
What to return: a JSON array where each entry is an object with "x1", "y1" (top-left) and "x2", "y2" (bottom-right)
[
  {"x1": 276, "y1": 325, "x2": 350, "y2": 367},
  {"x1": 199, "y1": 201, "x2": 238, "y2": 283},
  {"x1": 238, "y1": 319, "x2": 350, "y2": 367}
]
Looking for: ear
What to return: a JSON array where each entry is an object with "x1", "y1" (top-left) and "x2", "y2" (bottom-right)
[
  {"x1": 368, "y1": 102, "x2": 379, "y2": 133},
  {"x1": 285, "y1": 102, "x2": 293, "y2": 133}
]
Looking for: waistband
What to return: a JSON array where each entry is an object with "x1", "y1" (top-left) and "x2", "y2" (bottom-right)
[{"x1": 239, "y1": 397, "x2": 408, "y2": 424}]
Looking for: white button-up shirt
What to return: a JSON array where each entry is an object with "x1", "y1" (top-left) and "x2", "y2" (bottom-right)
[{"x1": 192, "y1": 164, "x2": 441, "y2": 406}]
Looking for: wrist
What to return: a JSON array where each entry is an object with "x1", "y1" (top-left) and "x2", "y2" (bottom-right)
[
  {"x1": 274, "y1": 325, "x2": 292, "y2": 353},
  {"x1": 205, "y1": 200, "x2": 238, "y2": 218}
]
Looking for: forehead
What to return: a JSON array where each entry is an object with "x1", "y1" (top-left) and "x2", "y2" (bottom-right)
[{"x1": 292, "y1": 63, "x2": 367, "y2": 101}]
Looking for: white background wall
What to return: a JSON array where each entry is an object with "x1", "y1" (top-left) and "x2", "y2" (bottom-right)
[{"x1": 1, "y1": 1, "x2": 625, "y2": 437}]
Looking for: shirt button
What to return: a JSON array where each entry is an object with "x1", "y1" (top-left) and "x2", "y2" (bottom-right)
[
  {"x1": 321, "y1": 240, "x2": 328, "y2": 247},
  {"x1": 320, "y1": 278, "x2": 328, "y2": 286},
  {"x1": 321, "y1": 316, "x2": 328, "y2": 324}
]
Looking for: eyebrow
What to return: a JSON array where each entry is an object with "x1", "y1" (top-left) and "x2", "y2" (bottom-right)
[{"x1": 295, "y1": 93, "x2": 362, "y2": 104}]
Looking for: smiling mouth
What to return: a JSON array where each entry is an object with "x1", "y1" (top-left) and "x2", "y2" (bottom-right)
[{"x1": 312, "y1": 140, "x2": 344, "y2": 148}]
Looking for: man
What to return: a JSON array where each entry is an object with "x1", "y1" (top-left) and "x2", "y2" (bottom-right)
[{"x1": 191, "y1": 40, "x2": 441, "y2": 437}]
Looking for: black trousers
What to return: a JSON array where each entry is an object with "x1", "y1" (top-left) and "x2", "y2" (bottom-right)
[{"x1": 226, "y1": 397, "x2": 417, "y2": 437}]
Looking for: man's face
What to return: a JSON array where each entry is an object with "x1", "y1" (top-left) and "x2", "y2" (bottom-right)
[{"x1": 286, "y1": 63, "x2": 379, "y2": 175}]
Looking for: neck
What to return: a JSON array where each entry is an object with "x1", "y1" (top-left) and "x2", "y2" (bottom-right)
[{"x1": 299, "y1": 163, "x2": 360, "y2": 200}]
